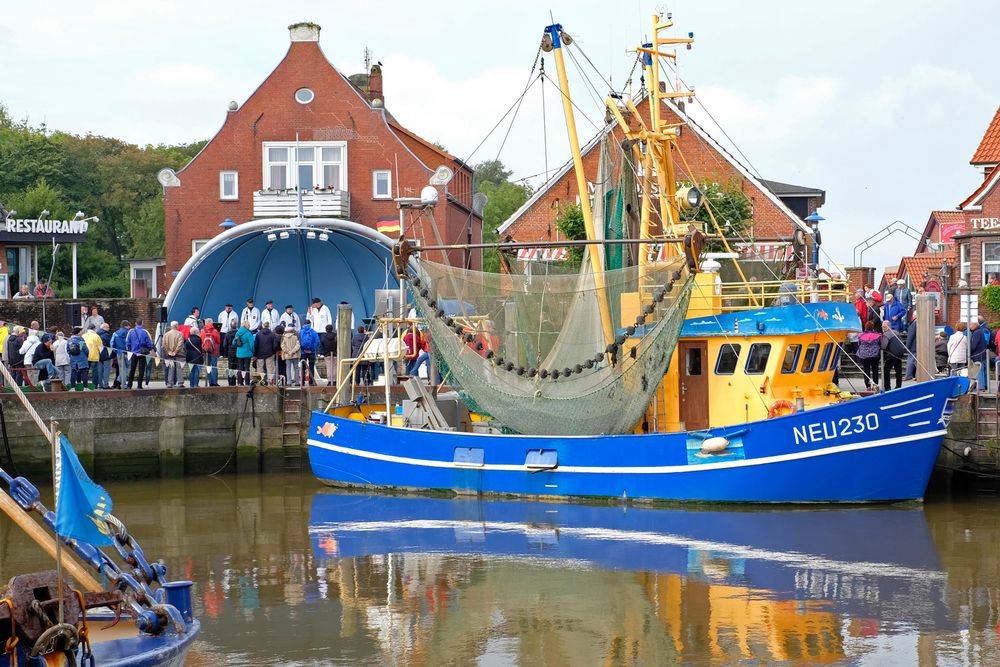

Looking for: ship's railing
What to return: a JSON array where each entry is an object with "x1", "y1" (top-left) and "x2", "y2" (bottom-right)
[{"x1": 717, "y1": 278, "x2": 851, "y2": 311}]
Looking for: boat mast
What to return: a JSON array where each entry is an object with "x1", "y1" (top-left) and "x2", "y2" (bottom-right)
[{"x1": 543, "y1": 23, "x2": 615, "y2": 347}]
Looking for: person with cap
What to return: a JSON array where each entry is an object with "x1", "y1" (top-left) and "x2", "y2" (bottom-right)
[
  {"x1": 32, "y1": 336, "x2": 57, "y2": 391},
  {"x1": 279, "y1": 305, "x2": 302, "y2": 331},
  {"x1": 893, "y1": 279, "x2": 913, "y2": 315},
  {"x1": 110, "y1": 320, "x2": 131, "y2": 388},
  {"x1": 308, "y1": 298, "x2": 333, "y2": 334},
  {"x1": 217, "y1": 303, "x2": 238, "y2": 335},
  {"x1": 162, "y1": 321, "x2": 186, "y2": 388},
  {"x1": 241, "y1": 298, "x2": 261, "y2": 333},
  {"x1": 260, "y1": 300, "x2": 280, "y2": 331},
  {"x1": 82, "y1": 324, "x2": 104, "y2": 389},
  {"x1": 883, "y1": 292, "x2": 906, "y2": 332}
]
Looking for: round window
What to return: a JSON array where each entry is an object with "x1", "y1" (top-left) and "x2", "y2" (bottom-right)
[{"x1": 295, "y1": 88, "x2": 314, "y2": 104}]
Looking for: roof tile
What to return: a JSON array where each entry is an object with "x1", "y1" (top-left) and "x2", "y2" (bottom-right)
[{"x1": 971, "y1": 106, "x2": 1000, "y2": 164}]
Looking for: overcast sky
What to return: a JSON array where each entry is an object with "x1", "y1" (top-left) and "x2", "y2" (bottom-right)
[{"x1": 1, "y1": 0, "x2": 997, "y2": 275}]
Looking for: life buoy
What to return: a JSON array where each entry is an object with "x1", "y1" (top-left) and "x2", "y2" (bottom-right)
[{"x1": 767, "y1": 399, "x2": 798, "y2": 419}]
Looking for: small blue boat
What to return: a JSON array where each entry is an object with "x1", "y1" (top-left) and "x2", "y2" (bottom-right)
[{"x1": 309, "y1": 375, "x2": 967, "y2": 503}]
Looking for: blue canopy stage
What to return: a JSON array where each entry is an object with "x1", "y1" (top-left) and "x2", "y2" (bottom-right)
[{"x1": 164, "y1": 219, "x2": 400, "y2": 326}]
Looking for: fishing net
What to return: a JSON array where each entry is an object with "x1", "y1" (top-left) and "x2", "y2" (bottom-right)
[{"x1": 411, "y1": 255, "x2": 692, "y2": 435}]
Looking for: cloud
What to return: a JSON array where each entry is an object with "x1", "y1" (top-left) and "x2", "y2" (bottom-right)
[{"x1": 857, "y1": 64, "x2": 983, "y2": 127}]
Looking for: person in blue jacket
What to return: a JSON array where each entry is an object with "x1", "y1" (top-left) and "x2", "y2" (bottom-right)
[
  {"x1": 883, "y1": 293, "x2": 907, "y2": 332},
  {"x1": 299, "y1": 320, "x2": 321, "y2": 386},
  {"x1": 233, "y1": 321, "x2": 255, "y2": 386},
  {"x1": 67, "y1": 327, "x2": 90, "y2": 389}
]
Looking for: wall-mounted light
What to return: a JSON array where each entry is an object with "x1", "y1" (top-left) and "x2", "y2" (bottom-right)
[
  {"x1": 266, "y1": 233, "x2": 277, "y2": 242},
  {"x1": 318, "y1": 232, "x2": 329, "y2": 241},
  {"x1": 306, "y1": 231, "x2": 316, "y2": 240},
  {"x1": 279, "y1": 231, "x2": 290, "y2": 240}
]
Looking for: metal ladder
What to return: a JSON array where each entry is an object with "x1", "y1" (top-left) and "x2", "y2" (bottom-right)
[{"x1": 281, "y1": 385, "x2": 304, "y2": 470}]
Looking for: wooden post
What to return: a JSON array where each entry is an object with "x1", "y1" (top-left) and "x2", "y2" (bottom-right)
[
  {"x1": 915, "y1": 294, "x2": 935, "y2": 382},
  {"x1": 336, "y1": 304, "x2": 353, "y2": 388}
]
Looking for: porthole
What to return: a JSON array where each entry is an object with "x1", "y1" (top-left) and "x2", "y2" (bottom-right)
[{"x1": 295, "y1": 87, "x2": 314, "y2": 104}]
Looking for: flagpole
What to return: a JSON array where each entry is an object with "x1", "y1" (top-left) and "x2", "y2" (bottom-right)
[{"x1": 51, "y1": 418, "x2": 64, "y2": 625}]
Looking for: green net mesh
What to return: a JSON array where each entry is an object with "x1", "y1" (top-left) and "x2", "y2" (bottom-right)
[{"x1": 411, "y1": 255, "x2": 692, "y2": 435}]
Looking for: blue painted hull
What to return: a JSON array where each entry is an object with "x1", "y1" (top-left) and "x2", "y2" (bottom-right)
[
  {"x1": 308, "y1": 376, "x2": 966, "y2": 503},
  {"x1": 15, "y1": 619, "x2": 199, "y2": 667},
  {"x1": 308, "y1": 492, "x2": 949, "y2": 628}
]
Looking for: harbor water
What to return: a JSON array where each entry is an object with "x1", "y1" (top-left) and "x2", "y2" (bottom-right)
[{"x1": 1, "y1": 472, "x2": 999, "y2": 666}]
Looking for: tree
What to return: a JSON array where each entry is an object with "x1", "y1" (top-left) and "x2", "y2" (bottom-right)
[
  {"x1": 679, "y1": 178, "x2": 753, "y2": 252},
  {"x1": 473, "y1": 160, "x2": 531, "y2": 273},
  {"x1": 555, "y1": 204, "x2": 586, "y2": 267}
]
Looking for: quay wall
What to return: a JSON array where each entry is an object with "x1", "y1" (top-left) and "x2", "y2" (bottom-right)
[{"x1": 0, "y1": 385, "x2": 389, "y2": 481}]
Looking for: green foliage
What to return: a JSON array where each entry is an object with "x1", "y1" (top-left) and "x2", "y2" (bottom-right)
[
  {"x1": 473, "y1": 160, "x2": 531, "y2": 273},
  {"x1": 555, "y1": 204, "x2": 586, "y2": 266},
  {"x1": 78, "y1": 273, "x2": 129, "y2": 298},
  {"x1": 680, "y1": 178, "x2": 753, "y2": 251},
  {"x1": 982, "y1": 285, "x2": 1000, "y2": 316},
  {"x1": 0, "y1": 106, "x2": 206, "y2": 291}
]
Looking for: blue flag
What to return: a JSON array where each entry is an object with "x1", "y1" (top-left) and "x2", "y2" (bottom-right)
[{"x1": 54, "y1": 435, "x2": 114, "y2": 546}]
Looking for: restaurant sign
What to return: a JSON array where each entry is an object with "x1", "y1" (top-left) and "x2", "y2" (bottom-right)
[
  {"x1": 0, "y1": 217, "x2": 90, "y2": 243},
  {"x1": 970, "y1": 217, "x2": 1000, "y2": 231}
]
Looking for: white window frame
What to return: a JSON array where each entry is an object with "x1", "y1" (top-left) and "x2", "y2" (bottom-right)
[
  {"x1": 373, "y1": 170, "x2": 392, "y2": 199},
  {"x1": 983, "y1": 242, "x2": 1000, "y2": 286},
  {"x1": 262, "y1": 141, "x2": 347, "y2": 191},
  {"x1": 192, "y1": 239, "x2": 209, "y2": 255},
  {"x1": 960, "y1": 243, "x2": 970, "y2": 284},
  {"x1": 219, "y1": 171, "x2": 238, "y2": 200}
]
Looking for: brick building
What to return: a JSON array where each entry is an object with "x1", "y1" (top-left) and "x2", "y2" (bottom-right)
[
  {"x1": 885, "y1": 105, "x2": 1000, "y2": 325},
  {"x1": 153, "y1": 22, "x2": 480, "y2": 295},
  {"x1": 498, "y1": 99, "x2": 823, "y2": 265}
]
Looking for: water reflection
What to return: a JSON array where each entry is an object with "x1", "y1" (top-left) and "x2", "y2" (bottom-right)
[{"x1": 0, "y1": 474, "x2": 999, "y2": 665}]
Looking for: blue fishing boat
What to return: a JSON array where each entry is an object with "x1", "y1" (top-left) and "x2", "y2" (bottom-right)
[
  {"x1": 308, "y1": 491, "x2": 950, "y2": 631},
  {"x1": 308, "y1": 15, "x2": 967, "y2": 503}
]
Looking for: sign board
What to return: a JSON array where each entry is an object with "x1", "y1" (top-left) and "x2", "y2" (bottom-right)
[
  {"x1": 940, "y1": 221, "x2": 966, "y2": 242},
  {"x1": 0, "y1": 218, "x2": 90, "y2": 243},
  {"x1": 970, "y1": 217, "x2": 1000, "y2": 232}
]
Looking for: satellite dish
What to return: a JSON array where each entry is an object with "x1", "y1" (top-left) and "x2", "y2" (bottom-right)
[
  {"x1": 429, "y1": 166, "x2": 454, "y2": 186},
  {"x1": 472, "y1": 192, "x2": 488, "y2": 217},
  {"x1": 157, "y1": 168, "x2": 180, "y2": 188},
  {"x1": 420, "y1": 186, "x2": 439, "y2": 206}
]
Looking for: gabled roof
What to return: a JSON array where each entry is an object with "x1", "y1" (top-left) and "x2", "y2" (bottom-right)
[
  {"x1": 916, "y1": 210, "x2": 965, "y2": 253},
  {"x1": 960, "y1": 163, "x2": 1000, "y2": 211},
  {"x1": 898, "y1": 251, "x2": 954, "y2": 283},
  {"x1": 497, "y1": 98, "x2": 813, "y2": 237},
  {"x1": 971, "y1": 106, "x2": 1000, "y2": 165},
  {"x1": 761, "y1": 179, "x2": 826, "y2": 201}
]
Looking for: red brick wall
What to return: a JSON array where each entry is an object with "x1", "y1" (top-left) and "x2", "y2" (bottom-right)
[
  {"x1": 503, "y1": 101, "x2": 803, "y2": 243},
  {"x1": 163, "y1": 38, "x2": 477, "y2": 290}
]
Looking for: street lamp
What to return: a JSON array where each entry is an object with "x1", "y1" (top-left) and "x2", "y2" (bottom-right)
[{"x1": 804, "y1": 211, "x2": 825, "y2": 277}]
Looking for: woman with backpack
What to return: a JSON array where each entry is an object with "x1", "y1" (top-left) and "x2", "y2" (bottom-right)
[
  {"x1": 233, "y1": 321, "x2": 255, "y2": 386},
  {"x1": 281, "y1": 327, "x2": 301, "y2": 386},
  {"x1": 856, "y1": 320, "x2": 882, "y2": 392},
  {"x1": 186, "y1": 327, "x2": 204, "y2": 388},
  {"x1": 67, "y1": 327, "x2": 90, "y2": 390},
  {"x1": 201, "y1": 321, "x2": 221, "y2": 387}
]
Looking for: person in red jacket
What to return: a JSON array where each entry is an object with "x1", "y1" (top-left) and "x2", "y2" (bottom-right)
[{"x1": 201, "y1": 320, "x2": 222, "y2": 386}]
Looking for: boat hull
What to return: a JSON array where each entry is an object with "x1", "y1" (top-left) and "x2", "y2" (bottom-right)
[{"x1": 308, "y1": 377, "x2": 967, "y2": 503}]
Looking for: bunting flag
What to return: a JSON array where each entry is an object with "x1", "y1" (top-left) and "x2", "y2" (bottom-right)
[{"x1": 54, "y1": 435, "x2": 114, "y2": 546}]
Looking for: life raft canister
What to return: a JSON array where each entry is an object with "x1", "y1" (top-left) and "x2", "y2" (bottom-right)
[{"x1": 767, "y1": 399, "x2": 798, "y2": 419}]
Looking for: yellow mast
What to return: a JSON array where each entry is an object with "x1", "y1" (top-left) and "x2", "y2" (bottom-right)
[{"x1": 543, "y1": 23, "x2": 616, "y2": 347}]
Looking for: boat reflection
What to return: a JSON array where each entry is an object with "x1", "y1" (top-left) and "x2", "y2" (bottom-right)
[{"x1": 310, "y1": 492, "x2": 948, "y2": 665}]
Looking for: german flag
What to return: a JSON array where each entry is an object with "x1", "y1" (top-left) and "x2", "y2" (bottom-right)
[{"x1": 376, "y1": 216, "x2": 401, "y2": 235}]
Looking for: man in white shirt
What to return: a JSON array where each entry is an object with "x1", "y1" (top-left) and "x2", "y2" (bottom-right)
[
  {"x1": 308, "y1": 297, "x2": 333, "y2": 334},
  {"x1": 183, "y1": 307, "x2": 200, "y2": 328},
  {"x1": 260, "y1": 300, "x2": 280, "y2": 330},
  {"x1": 278, "y1": 304, "x2": 302, "y2": 330},
  {"x1": 217, "y1": 304, "x2": 238, "y2": 333},
  {"x1": 241, "y1": 298, "x2": 260, "y2": 332}
]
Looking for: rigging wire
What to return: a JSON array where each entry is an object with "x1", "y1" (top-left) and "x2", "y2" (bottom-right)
[{"x1": 540, "y1": 58, "x2": 550, "y2": 182}]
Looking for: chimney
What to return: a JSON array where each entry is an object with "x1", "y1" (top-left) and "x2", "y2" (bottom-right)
[
  {"x1": 368, "y1": 63, "x2": 383, "y2": 107},
  {"x1": 288, "y1": 22, "x2": 321, "y2": 43}
]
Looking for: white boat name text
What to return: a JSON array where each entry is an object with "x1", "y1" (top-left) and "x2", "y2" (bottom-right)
[{"x1": 792, "y1": 414, "x2": 880, "y2": 445}]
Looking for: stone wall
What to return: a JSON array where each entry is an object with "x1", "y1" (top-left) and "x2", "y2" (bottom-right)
[{"x1": 0, "y1": 298, "x2": 163, "y2": 333}]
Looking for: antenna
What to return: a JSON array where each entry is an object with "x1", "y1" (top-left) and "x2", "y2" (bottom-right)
[{"x1": 364, "y1": 47, "x2": 371, "y2": 75}]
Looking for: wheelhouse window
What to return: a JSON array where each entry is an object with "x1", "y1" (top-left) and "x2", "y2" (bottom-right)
[
  {"x1": 984, "y1": 242, "x2": 1000, "y2": 286},
  {"x1": 715, "y1": 344, "x2": 741, "y2": 375},
  {"x1": 780, "y1": 344, "x2": 801, "y2": 374},
  {"x1": 817, "y1": 343, "x2": 833, "y2": 372},
  {"x1": 373, "y1": 170, "x2": 392, "y2": 199},
  {"x1": 262, "y1": 141, "x2": 347, "y2": 191},
  {"x1": 830, "y1": 347, "x2": 842, "y2": 373},
  {"x1": 745, "y1": 343, "x2": 771, "y2": 375},
  {"x1": 219, "y1": 171, "x2": 238, "y2": 200},
  {"x1": 801, "y1": 344, "x2": 820, "y2": 373}
]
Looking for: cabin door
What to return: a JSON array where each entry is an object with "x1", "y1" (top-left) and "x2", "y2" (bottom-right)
[{"x1": 678, "y1": 341, "x2": 709, "y2": 430}]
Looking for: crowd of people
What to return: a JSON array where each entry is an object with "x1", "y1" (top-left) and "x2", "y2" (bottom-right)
[
  {"x1": 0, "y1": 296, "x2": 438, "y2": 392},
  {"x1": 852, "y1": 279, "x2": 993, "y2": 393}
]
